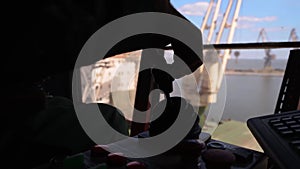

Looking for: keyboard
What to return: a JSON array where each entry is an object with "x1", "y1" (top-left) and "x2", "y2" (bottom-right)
[{"x1": 247, "y1": 110, "x2": 300, "y2": 169}]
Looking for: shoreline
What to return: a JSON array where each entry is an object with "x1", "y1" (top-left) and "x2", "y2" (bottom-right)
[{"x1": 225, "y1": 69, "x2": 284, "y2": 76}]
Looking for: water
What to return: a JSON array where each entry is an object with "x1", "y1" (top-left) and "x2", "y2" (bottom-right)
[
  {"x1": 226, "y1": 59, "x2": 287, "y2": 70},
  {"x1": 220, "y1": 59, "x2": 286, "y2": 122},
  {"x1": 221, "y1": 74, "x2": 283, "y2": 122}
]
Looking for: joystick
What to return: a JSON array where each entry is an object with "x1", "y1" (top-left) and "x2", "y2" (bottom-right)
[
  {"x1": 202, "y1": 149, "x2": 236, "y2": 169},
  {"x1": 149, "y1": 97, "x2": 201, "y2": 140}
]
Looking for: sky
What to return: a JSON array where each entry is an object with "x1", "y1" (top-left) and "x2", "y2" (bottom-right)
[{"x1": 170, "y1": 0, "x2": 300, "y2": 59}]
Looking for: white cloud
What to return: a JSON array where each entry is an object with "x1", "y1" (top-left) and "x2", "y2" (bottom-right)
[
  {"x1": 236, "y1": 23, "x2": 255, "y2": 29},
  {"x1": 178, "y1": 2, "x2": 209, "y2": 16},
  {"x1": 239, "y1": 16, "x2": 277, "y2": 22},
  {"x1": 236, "y1": 16, "x2": 277, "y2": 29}
]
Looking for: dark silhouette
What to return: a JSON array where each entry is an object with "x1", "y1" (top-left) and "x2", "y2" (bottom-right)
[{"x1": 2, "y1": 1, "x2": 203, "y2": 168}]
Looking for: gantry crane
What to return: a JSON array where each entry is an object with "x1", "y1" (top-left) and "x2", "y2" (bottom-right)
[
  {"x1": 289, "y1": 28, "x2": 298, "y2": 42},
  {"x1": 257, "y1": 28, "x2": 276, "y2": 69},
  {"x1": 198, "y1": 0, "x2": 243, "y2": 105}
]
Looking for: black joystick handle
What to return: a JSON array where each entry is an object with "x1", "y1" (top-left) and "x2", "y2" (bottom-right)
[
  {"x1": 149, "y1": 69, "x2": 201, "y2": 140},
  {"x1": 149, "y1": 97, "x2": 201, "y2": 140},
  {"x1": 151, "y1": 68, "x2": 174, "y2": 97}
]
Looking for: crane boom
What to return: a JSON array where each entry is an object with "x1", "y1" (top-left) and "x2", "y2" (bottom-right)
[
  {"x1": 198, "y1": 0, "x2": 243, "y2": 105},
  {"x1": 215, "y1": 0, "x2": 233, "y2": 44},
  {"x1": 201, "y1": 0, "x2": 214, "y2": 32},
  {"x1": 207, "y1": 0, "x2": 222, "y2": 43},
  {"x1": 217, "y1": 0, "x2": 243, "y2": 90}
]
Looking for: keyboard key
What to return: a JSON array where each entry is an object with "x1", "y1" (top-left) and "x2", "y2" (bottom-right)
[
  {"x1": 285, "y1": 121, "x2": 297, "y2": 125},
  {"x1": 290, "y1": 124, "x2": 300, "y2": 129},
  {"x1": 281, "y1": 117, "x2": 293, "y2": 121},
  {"x1": 277, "y1": 126, "x2": 289, "y2": 130},
  {"x1": 269, "y1": 119, "x2": 281, "y2": 123},
  {"x1": 279, "y1": 130, "x2": 294, "y2": 136},
  {"x1": 271, "y1": 122, "x2": 285, "y2": 127},
  {"x1": 293, "y1": 115, "x2": 300, "y2": 119},
  {"x1": 290, "y1": 140, "x2": 300, "y2": 145}
]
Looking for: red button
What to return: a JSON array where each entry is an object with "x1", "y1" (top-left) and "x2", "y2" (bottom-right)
[
  {"x1": 126, "y1": 161, "x2": 147, "y2": 169},
  {"x1": 91, "y1": 145, "x2": 110, "y2": 157},
  {"x1": 107, "y1": 153, "x2": 127, "y2": 166}
]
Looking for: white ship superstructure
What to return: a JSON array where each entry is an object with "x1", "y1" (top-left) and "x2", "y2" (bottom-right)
[{"x1": 80, "y1": 50, "x2": 142, "y2": 120}]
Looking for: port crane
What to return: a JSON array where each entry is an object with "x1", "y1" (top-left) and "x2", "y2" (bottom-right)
[
  {"x1": 257, "y1": 28, "x2": 276, "y2": 69},
  {"x1": 289, "y1": 28, "x2": 298, "y2": 42}
]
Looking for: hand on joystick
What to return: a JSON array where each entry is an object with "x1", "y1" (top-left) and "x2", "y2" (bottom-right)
[{"x1": 149, "y1": 97, "x2": 204, "y2": 156}]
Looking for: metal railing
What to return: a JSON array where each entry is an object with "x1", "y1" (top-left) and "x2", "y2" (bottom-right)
[{"x1": 165, "y1": 41, "x2": 300, "y2": 50}]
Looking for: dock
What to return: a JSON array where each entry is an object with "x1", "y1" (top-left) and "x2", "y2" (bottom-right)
[{"x1": 211, "y1": 120, "x2": 263, "y2": 152}]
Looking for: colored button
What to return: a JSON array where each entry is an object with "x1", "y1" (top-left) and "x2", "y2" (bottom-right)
[
  {"x1": 126, "y1": 161, "x2": 147, "y2": 169},
  {"x1": 107, "y1": 153, "x2": 127, "y2": 166},
  {"x1": 91, "y1": 145, "x2": 110, "y2": 157}
]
